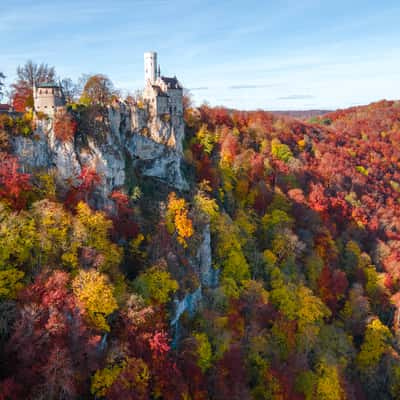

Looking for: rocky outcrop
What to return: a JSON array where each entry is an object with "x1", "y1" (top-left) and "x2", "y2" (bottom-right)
[
  {"x1": 171, "y1": 225, "x2": 219, "y2": 345},
  {"x1": 196, "y1": 224, "x2": 219, "y2": 288},
  {"x1": 12, "y1": 103, "x2": 188, "y2": 199},
  {"x1": 171, "y1": 286, "x2": 202, "y2": 327},
  {"x1": 128, "y1": 135, "x2": 187, "y2": 189}
]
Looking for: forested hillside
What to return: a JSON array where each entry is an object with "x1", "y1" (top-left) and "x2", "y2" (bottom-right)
[{"x1": 1, "y1": 96, "x2": 400, "y2": 399}]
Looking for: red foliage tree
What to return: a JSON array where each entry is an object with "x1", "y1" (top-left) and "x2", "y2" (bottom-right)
[
  {"x1": 221, "y1": 132, "x2": 239, "y2": 163},
  {"x1": 211, "y1": 345, "x2": 251, "y2": 400},
  {"x1": 318, "y1": 266, "x2": 348, "y2": 314},
  {"x1": 0, "y1": 154, "x2": 31, "y2": 209},
  {"x1": 0, "y1": 378, "x2": 23, "y2": 400},
  {"x1": 177, "y1": 337, "x2": 208, "y2": 400},
  {"x1": 11, "y1": 83, "x2": 33, "y2": 113},
  {"x1": 110, "y1": 300, "x2": 188, "y2": 400},
  {"x1": 308, "y1": 182, "x2": 329, "y2": 214},
  {"x1": 65, "y1": 166, "x2": 102, "y2": 208},
  {"x1": 4, "y1": 271, "x2": 101, "y2": 399},
  {"x1": 54, "y1": 112, "x2": 77, "y2": 142},
  {"x1": 109, "y1": 191, "x2": 139, "y2": 240}
]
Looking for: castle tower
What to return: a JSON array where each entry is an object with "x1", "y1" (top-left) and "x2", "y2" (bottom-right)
[{"x1": 144, "y1": 51, "x2": 157, "y2": 85}]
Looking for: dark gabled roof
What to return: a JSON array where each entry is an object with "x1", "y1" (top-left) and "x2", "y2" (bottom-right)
[
  {"x1": 36, "y1": 82, "x2": 60, "y2": 88},
  {"x1": 152, "y1": 85, "x2": 168, "y2": 97},
  {"x1": 160, "y1": 76, "x2": 182, "y2": 89}
]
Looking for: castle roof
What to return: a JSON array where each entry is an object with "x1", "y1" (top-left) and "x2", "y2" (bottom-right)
[
  {"x1": 160, "y1": 76, "x2": 182, "y2": 89},
  {"x1": 152, "y1": 85, "x2": 168, "y2": 97},
  {"x1": 36, "y1": 82, "x2": 60, "y2": 88},
  {"x1": 0, "y1": 104, "x2": 11, "y2": 112}
]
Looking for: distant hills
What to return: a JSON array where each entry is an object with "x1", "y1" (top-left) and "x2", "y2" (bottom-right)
[{"x1": 270, "y1": 109, "x2": 332, "y2": 119}]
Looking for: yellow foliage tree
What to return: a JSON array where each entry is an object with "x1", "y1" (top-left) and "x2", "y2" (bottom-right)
[
  {"x1": 72, "y1": 269, "x2": 118, "y2": 331},
  {"x1": 194, "y1": 190, "x2": 219, "y2": 223},
  {"x1": 91, "y1": 363, "x2": 123, "y2": 397},
  {"x1": 314, "y1": 361, "x2": 345, "y2": 400},
  {"x1": 356, "y1": 317, "x2": 392, "y2": 373},
  {"x1": 166, "y1": 193, "x2": 194, "y2": 248},
  {"x1": 0, "y1": 268, "x2": 25, "y2": 299},
  {"x1": 32, "y1": 200, "x2": 72, "y2": 266},
  {"x1": 91, "y1": 357, "x2": 150, "y2": 398},
  {"x1": 64, "y1": 201, "x2": 122, "y2": 272},
  {"x1": 0, "y1": 203, "x2": 37, "y2": 270},
  {"x1": 296, "y1": 360, "x2": 345, "y2": 400}
]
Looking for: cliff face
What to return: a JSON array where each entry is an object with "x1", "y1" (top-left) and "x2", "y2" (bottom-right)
[
  {"x1": 171, "y1": 223, "x2": 218, "y2": 346},
  {"x1": 12, "y1": 102, "x2": 188, "y2": 203},
  {"x1": 11, "y1": 103, "x2": 215, "y2": 343}
]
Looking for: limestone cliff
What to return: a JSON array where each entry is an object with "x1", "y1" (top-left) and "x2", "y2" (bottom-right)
[
  {"x1": 171, "y1": 224, "x2": 219, "y2": 345},
  {"x1": 11, "y1": 102, "x2": 214, "y2": 343},
  {"x1": 12, "y1": 101, "x2": 188, "y2": 203}
]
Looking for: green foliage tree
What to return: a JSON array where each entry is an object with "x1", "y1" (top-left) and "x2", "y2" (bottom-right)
[
  {"x1": 261, "y1": 209, "x2": 294, "y2": 243},
  {"x1": 213, "y1": 213, "x2": 251, "y2": 296},
  {"x1": 193, "y1": 332, "x2": 213, "y2": 372},
  {"x1": 133, "y1": 261, "x2": 178, "y2": 305},
  {"x1": 271, "y1": 138, "x2": 293, "y2": 162},
  {"x1": 269, "y1": 269, "x2": 330, "y2": 350}
]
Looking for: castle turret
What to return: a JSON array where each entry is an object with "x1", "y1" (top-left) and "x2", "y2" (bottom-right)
[{"x1": 144, "y1": 51, "x2": 157, "y2": 85}]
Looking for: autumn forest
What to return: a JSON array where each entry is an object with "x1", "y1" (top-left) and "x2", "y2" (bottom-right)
[{"x1": 1, "y1": 64, "x2": 400, "y2": 400}]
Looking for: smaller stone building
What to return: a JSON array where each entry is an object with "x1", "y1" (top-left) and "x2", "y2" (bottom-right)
[
  {"x1": 0, "y1": 104, "x2": 12, "y2": 114},
  {"x1": 33, "y1": 82, "x2": 65, "y2": 116}
]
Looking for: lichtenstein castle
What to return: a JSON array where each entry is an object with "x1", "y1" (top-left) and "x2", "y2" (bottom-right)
[
  {"x1": 141, "y1": 51, "x2": 184, "y2": 151},
  {"x1": 143, "y1": 51, "x2": 183, "y2": 116},
  {"x1": 32, "y1": 52, "x2": 184, "y2": 152},
  {"x1": 16, "y1": 51, "x2": 187, "y2": 203}
]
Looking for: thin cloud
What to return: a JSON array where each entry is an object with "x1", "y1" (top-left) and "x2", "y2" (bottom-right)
[
  {"x1": 229, "y1": 84, "x2": 276, "y2": 90},
  {"x1": 190, "y1": 86, "x2": 209, "y2": 91},
  {"x1": 277, "y1": 94, "x2": 315, "y2": 100}
]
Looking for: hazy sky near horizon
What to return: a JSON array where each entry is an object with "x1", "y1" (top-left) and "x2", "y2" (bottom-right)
[{"x1": 1, "y1": 0, "x2": 399, "y2": 110}]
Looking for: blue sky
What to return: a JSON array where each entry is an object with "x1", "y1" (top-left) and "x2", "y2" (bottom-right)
[{"x1": 1, "y1": 0, "x2": 399, "y2": 110}]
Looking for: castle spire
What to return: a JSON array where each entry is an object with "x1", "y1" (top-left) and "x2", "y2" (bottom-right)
[{"x1": 158, "y1": 65, "x2": 161, "y2": 78}]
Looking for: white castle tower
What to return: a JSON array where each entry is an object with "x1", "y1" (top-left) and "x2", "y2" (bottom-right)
[
  {"x1": 142, "y1": 51, "x2": 184, "y2": 152},
  {"x1": 144, "y1": 51, "x2": 157, "y2": 85}
]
